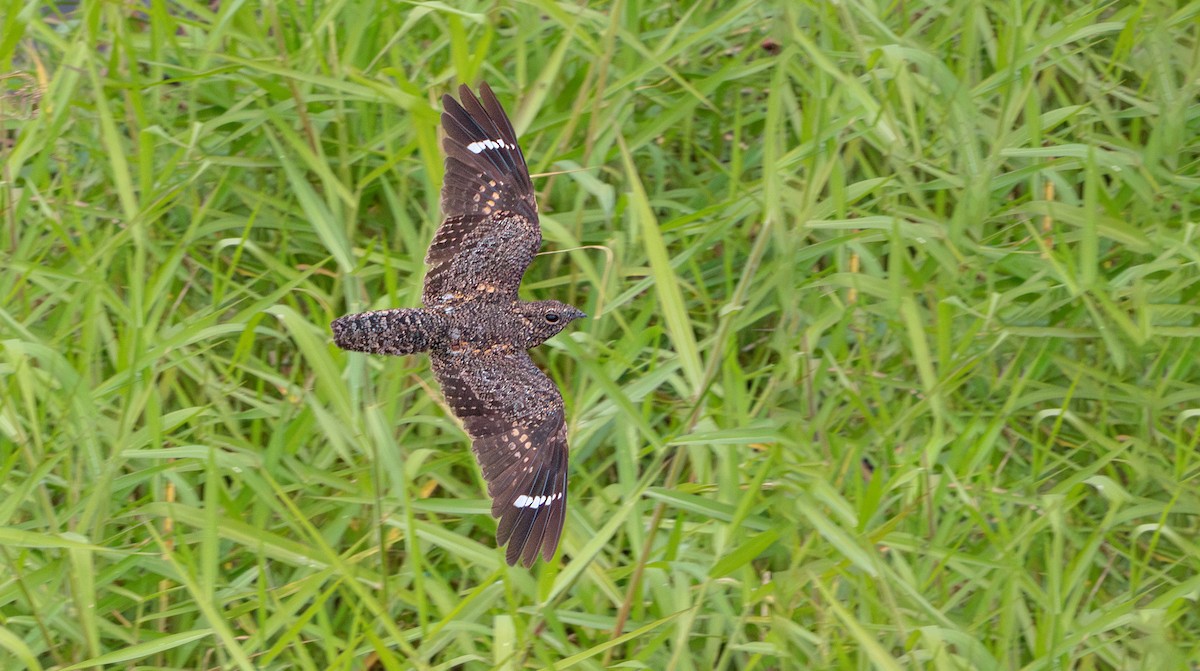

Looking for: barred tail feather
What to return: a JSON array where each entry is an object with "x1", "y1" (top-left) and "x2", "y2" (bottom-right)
[{"x1": 331, "y1": 308, "x2": 446, "y2": 356}]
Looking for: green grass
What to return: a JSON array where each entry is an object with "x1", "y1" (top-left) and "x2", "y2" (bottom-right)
[{"x1": 3, "y1": 0, "x2": 1200, "y2": 669}]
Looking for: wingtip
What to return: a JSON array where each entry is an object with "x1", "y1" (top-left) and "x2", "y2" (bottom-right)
[
  {"x1": 502, "y1": 536, "x2": 538, "y2": 568},
  {"x1": 458, "y1": 82, "x2": 478, "y2": 105},
  {"x1": 502, "y1": 536, "x2": 557, "y2": 569},
  {"x1": 477, "y1": 81, "x2": 497, "y2": 105}
]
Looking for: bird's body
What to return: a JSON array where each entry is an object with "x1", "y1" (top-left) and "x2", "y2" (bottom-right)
[
  {"x1": 332, "y1": 299, "x2": 579, "y2": 355},
  {"x1": 331, "y1": 83, "x2": 584, "y2": 567}
]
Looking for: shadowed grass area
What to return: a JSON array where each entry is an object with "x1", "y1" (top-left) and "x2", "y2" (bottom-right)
[{"x1": 2, "y1": 1, "x2": 1199, "y2": 669}]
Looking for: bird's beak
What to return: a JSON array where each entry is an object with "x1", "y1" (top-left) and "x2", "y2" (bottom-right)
[{"x1": 571, "y1": 308, "x2": 588, "y2": 321}]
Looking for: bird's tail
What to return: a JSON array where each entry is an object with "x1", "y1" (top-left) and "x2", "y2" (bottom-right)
[{"x1": 331, "y1": 308, "x2": 446, "y2": 356}]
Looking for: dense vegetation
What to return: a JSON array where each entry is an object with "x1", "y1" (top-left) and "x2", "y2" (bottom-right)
[{"x1": 2, "y1": 1, "x2": 1198, "y2": 669}]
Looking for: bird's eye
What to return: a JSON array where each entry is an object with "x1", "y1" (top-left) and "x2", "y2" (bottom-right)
[{"x1": 545, "y1": 312, "x2": 560, "y2": 323}]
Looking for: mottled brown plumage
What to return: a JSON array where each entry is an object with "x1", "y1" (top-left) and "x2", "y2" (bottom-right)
[{"x1": 331, "y1": 83, "x2": 584, "y2": 567}]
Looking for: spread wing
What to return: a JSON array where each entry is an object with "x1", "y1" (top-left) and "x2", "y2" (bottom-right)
[
  {"x1": 423, "y1": 83, "x2": 541, "y2": 308},
  {"x1": 431, "y1": 350, "x2": 568, "y2": 567}
]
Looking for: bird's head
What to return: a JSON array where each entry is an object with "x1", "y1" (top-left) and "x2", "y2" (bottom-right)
[{"x1": 516, "y1": 300, "x2": 586, "y2": 348}]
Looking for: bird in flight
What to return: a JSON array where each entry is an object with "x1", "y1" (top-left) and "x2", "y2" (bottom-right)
[{"x1": 331, "y1": 83, "x2": 585, "y2": 567}]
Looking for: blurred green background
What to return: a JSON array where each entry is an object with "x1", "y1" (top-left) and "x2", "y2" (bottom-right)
[{"x1": 2, "y1": 1, "x2": 1199, "y2": 669}]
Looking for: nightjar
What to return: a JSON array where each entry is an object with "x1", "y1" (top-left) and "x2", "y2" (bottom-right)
[{"x1": 331, "y1": 83, "x2": 584, "y2": 567}]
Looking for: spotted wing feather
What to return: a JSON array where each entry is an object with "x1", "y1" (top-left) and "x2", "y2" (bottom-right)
[
  {"x1": 430, "y1": 351, "x2": 568, "y2": 567},
  {"x1": 423, "y1": 84, "x2": 540, "y2": 308},
  {"x1": 440, "y1": 83, "x2": 537, "y2": 222},
  {"x1": 421, "y1": 212, "x2": 540, "y2": 307}
]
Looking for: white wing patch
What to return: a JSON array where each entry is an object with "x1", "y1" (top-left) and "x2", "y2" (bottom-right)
[
  {"x1": 513, "y1": 492, "x2": 563, "y2": 509},
  {"x1": 467, "y1": 138, "x2": 509, "y2": 154}
]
